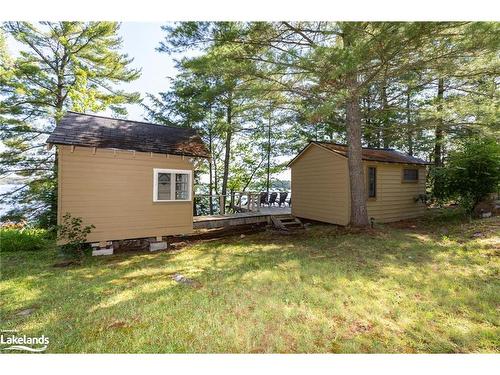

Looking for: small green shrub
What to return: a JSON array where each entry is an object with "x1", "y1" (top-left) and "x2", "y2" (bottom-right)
[
  {"x1": 56, "y1": 213, "x2": 95, "y2": 258},
  {"x1": 0, "y1": 227, "x2": 51, "y2": 252},
  {"x1": 431, "y1": 137, "x2": 500, "y2": 213}
]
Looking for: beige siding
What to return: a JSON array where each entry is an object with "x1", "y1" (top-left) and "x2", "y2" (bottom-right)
[
  {"x1": 291, "y1": 145, "x2": 349, "y2": 225},
  {"x1": 58, "y1": 145, "x2": 195, "y2": 243},
  {"x1": 290, "y1": 143, "x2": 427, "y2": 225},
  {"x1": 363, "y1": 162, "x2": 427, "y2": 223}
]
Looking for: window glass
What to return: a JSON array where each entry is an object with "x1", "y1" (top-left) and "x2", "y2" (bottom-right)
[
  {"x1": 403, "y1": 168, "x2": 419, "y2": 181},
  {"x1": 175, "y1": 173, "x2": 190, "y2": 200},
  {"x1": 157, "y1": 173, "x2": 171, "y2": 200},
  {"x1": 368, "y1": 167, "x2": 376, "y2": 198},
  {"x1": 154, "y1": 169, "x2": 191, "y2": 201}
]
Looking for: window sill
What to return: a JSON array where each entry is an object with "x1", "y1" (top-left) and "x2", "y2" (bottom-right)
[{"x1": 153, "y1": 200, "x2": 192, "y2": 203}]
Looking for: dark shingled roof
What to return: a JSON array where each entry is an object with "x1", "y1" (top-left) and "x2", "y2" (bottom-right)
[
  {"x1": 289, "y1": 141, "x2": 429, "y2": 166},
  {"x1": 314, "y1": 142, "x2": 429, "y2": 164},
  {"x1": 47, "y1": 111, "x2": 210, "y2": 158}
]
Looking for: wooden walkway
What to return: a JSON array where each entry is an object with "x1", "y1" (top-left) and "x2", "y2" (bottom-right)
[{"x1": 193, "y1": 206, "x2": 291, "y2": 229}]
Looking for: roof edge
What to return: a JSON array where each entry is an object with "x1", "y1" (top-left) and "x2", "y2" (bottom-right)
[
  {"x1": 64, "y1": 111, "x2": 198, "y2": 133},
  {"x1": 286, "y1": 141, "x2": 314, "y2": 167},
  {"x1": 51, "y1": 142, "x2": 210, "y2": 159},
  {"x1": 313, "y1": 141, "x2": 430, "y2": 165},
  {"x1": 288, "y1": 141, "x2": 431, "y2": 167}
]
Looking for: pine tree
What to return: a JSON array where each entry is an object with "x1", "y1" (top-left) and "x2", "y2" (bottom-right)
[
  {"x1": 0, "y1": 22, "x2": 141, "y2": 226},
  {"x1": 242, "y1": 21, "x2": 499, "y2": 226},
  {"x1": 151, "y1": 22, "x2": 284, "y2": 210}
]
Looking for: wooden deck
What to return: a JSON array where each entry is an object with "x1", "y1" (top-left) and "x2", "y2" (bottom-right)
[{"x1": 193, "y1": 206, "x2": 291, "y2": 229}]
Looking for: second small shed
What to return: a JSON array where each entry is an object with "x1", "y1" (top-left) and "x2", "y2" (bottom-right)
[{"x1": 288, "y1": 141, "x2": 429, "y2": 225}]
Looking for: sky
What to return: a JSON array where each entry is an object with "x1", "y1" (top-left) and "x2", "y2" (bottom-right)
[
  {"x1": 113, "y1": 22, "x2": 177, "y2": 120},
  {"x1": 1, "y1": 23, "x2": 187, "y2": 213},
  {"x1": 2, "y1": 22, "x2": 291, "y2": 188},
  {"x1": 5, "y1": 22, "x2": 179, "y2": 121}
]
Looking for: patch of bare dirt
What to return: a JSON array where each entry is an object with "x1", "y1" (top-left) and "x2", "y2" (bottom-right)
[
  {"x1": 104, "y1": 316, "x2": 141, "y2": 330},
  {"x1": 53, "y1": 260, "x2": 80, "y2": 267},
  {"x1": 107, "y1": 321, "x2": 127, "y2": 329},
  {"x1": 387, "y1": 219, "x2": 421, "y2": 230},
  {"x1": 171, "y1": 273, "x2": 202, "y2": 288},
  {"x1": 344, "y1": 321, "x2": 374, "y2": 338},
  {"x1": 15, "y1": 306, "x2": 38, "y2": 317}
]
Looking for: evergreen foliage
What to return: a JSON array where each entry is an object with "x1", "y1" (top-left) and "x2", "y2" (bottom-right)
[{"x1": 0, "y1": 22, "x2": 141, "y2": 226}]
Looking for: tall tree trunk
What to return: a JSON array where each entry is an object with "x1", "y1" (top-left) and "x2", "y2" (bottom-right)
[
  {"x1": 208, "y1": 124, "x2": 214, "y2": 215},
  {"x1": 364, "y1": 95, "x2": 374, "y2": 147},
  {"x1": 266, "y1": 103, "x2": 272, "y2": 196},
  {"x1": 406, "y1": 90, "x2": 413, "y2": 156},
  {"x1": 50, "y1": 134, "x2": 59, "y2": 227},
  {"x1": 221, "y1": 95, "x2": 232, "y2": 209},
  {"x1": 242, "y1": 157, "x2": 266, "y2": 192},
  {"x1": 380, "y1": 77, "x2": 391, "y2": 149},
  {"x1": 375, "y1": 125, "x2": 381, "y2": 148},
  {"x1": 213, "y1": 151, "x2": 219, "y2": 195},
  {"x1": 342, "y1": 25, "x2": 369, "y2": 227},
  {"x1": 50, "y1": 82, "x2": 65, "y2": 227},
  {"x1": 346, "y1": 74, "x2": 369, "y2": 227},
  {"x1": 434, "y1": 78, "x2": 445, "y2": 166}
]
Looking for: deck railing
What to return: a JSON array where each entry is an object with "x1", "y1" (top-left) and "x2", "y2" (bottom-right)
[{"x1": 194, "y1": 191, "x2": 261, "y2": 216}]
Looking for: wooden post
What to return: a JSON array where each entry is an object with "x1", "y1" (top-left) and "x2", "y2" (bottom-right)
[{"x1": 230, "y1": 190, "x2": 235, "y2": 212}]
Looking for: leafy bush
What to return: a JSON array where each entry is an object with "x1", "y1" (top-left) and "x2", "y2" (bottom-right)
[
  {"x1": 431, "y1": 137, "x2": 500, "y2": 213},
  {"x1": 0, "y1": 224, "x2": 51, "y2": 252},
  {"x1": 56, "y1": 213, "x2": 95, "y2": 258}
]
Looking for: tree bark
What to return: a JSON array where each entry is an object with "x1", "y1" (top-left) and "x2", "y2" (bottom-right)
[
  {"x1": 342, "y1": 25, "x2": 369, "y2": 228},
  {"x1": 346, "y1": 74, "x2": 369, "y2": 227},
  {"x1": 208, "y1": 123, "x2": 214, "y2": 215},
  {"x1": 364, "y1": 94, "x2": 374, "y2": 147},
  {"x1": 266, "y1": 102, "x2": 272, "y2": 197},
  {"x1": 380, "y1": 77, "x2": 391, "y2": 149},
  {"x1": 49, "y1": 72, "x2": 65, "y2": 227},
  {"x1": 221, "y1": 94, "x2": 233, "y2": 209},
  {"x1": 406, "y1": 90, "x2": 413, "y2": 156},
  {"x1": 213, "y1": 149, "x2": 219, "y2": 195},
  {"x1": 433, "y1": 78, "x2": 445, "y2": 166}
]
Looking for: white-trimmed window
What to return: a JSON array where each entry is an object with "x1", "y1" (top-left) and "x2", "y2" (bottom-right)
[{"x1": 153, "y1": 168, "x2": 192, "y2": 202}]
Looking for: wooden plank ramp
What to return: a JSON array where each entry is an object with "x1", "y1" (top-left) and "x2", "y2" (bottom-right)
[{"x1": 193, "y1": 207, "x2": 292, "y2": 230}]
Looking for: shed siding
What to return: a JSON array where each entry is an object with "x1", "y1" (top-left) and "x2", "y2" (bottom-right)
[
  {"x1": 290, "y1": 143, "x2": 427, "y2": 225},
  {"x1": 291, "y1": 145, "x2": 349, "y2": 225},
  {"x1": 364, "y1": 162, "x2": 427, "y2": 223},
  {"x1": 58, "y1": 145, "x2": 194, "y2": 243}
]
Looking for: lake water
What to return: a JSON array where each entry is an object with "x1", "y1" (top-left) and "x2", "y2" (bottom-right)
[{"x1": 0, "y1": 184, "x2": 19, "y2": 216}]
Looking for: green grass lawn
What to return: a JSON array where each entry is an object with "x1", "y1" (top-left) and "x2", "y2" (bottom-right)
[{"x1": 1, "y1": 211, "x2": 499, "y2": 353}]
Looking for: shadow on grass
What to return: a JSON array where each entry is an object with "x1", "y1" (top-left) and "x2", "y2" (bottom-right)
[{"x1": 1, "y1": 214, "x2": 498, "y2": 352}]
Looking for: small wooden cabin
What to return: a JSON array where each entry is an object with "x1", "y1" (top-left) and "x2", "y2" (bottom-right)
[
  {"x1": 47, "y1": 112, "x2": 209, "y2": 245},
  {"x1": 288, "y1": 141, "x2": 429, "y2": 225}
]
